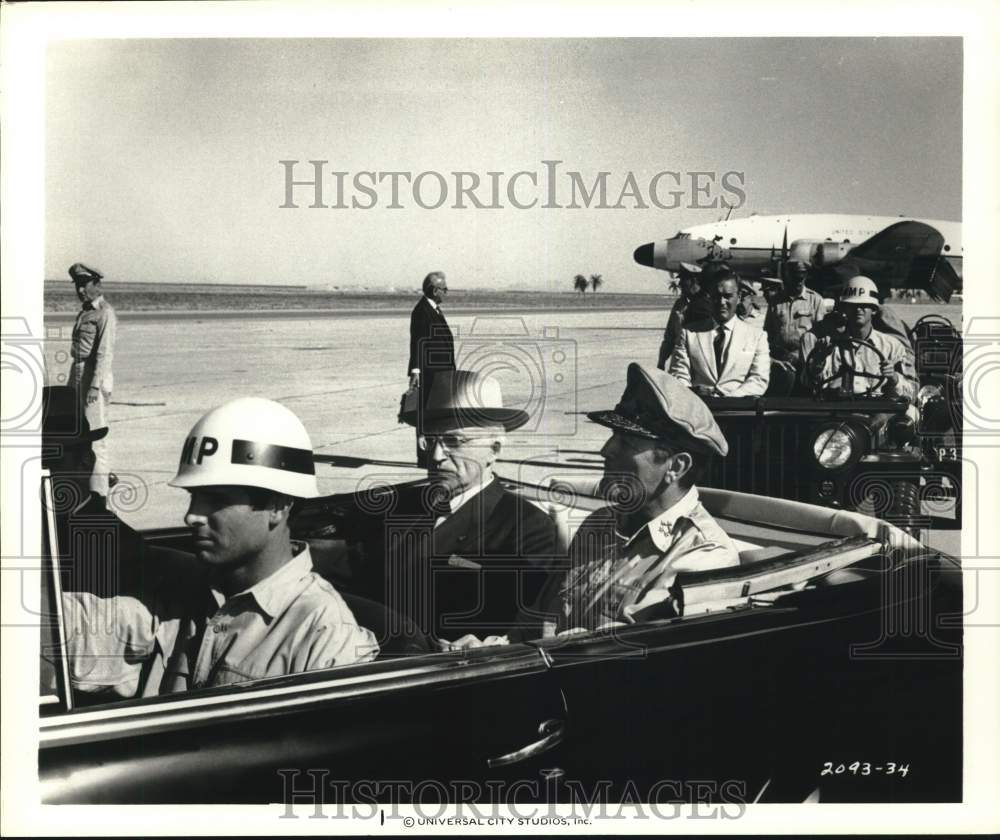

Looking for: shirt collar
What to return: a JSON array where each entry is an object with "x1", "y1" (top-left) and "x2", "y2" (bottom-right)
[
  {"x1": 84, "y1": 295, "x2": 105, "y2": 311},
  {"x1": 448, "y1": 471, "x2": 495, "y2": 515},
  {"x1": 211, "y1": 543, "x2": 314, "y2": 619},
  {"x1": 618, "y1": 486, "x2": 701, "y2": 552},
  {"x1": 426, "y1": 297, "x2": 440, "y2": 311},
  {"x1": 715, "y1": 317, "x2": 735, "y2": 332}
]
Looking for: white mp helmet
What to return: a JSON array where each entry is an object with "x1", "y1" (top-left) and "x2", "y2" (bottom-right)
[
  {"x1": 169, "y1": 397, "x2": 320, "y2": 498},
  {"x1": 840, "y1": 275, "x2": 881, "y2": 308}
]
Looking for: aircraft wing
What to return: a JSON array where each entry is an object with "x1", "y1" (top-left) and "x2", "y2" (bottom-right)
[{"x1": 846, "y1": 220, "x2": 960, "y2": 301}]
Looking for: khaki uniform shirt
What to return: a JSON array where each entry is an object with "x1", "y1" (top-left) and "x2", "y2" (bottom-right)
[
  {"x1": 799, "y1": 327, "x2": 917, "y2": 400},
  {"x1": 63, "y1": 545, "x2": 379, "y2": 697},
  {"x1": 70, "y1": 295, "x2": 117, "y2": 393},
  {"x1": 549, "y1": 487, "x2": 740, "y2": 633},
  {"x1": 764, "y1": 287, "x2": 826, "y2": 357}
]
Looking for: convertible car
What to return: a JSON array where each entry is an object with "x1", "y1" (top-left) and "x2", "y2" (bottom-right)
[{"x1": 39, "y1": 467, "x2": 962, "y2": 806}]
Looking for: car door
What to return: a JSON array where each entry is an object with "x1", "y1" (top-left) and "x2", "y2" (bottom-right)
[
  {"x1": 38, "y1": 477, "x2": 568, "y2": 805},
  {"x1": 40, "y1": 645, "x2": 567, "y2": 804},
  {"x1": 537, "y1": 555, "x2": 962, "y2": 804}
]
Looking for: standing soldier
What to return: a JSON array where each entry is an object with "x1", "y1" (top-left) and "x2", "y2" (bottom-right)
[
  {"x1": 763, "y1": 259, "x2": 826, "y2": 395},
  {"x1": 68, "y1": 263, "x2": 117, "y2": 499}
]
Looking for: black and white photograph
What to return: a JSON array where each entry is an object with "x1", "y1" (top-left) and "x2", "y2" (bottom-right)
[{"x1": 2, "y1": 0, "x2": 998, "y2": 834}]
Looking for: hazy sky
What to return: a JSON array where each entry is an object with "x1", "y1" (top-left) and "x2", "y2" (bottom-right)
[{"x1": 45, "y1": 37, "x2": 961, "y2": 293}]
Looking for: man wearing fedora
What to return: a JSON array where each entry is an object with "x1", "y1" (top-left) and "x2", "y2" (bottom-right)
[
  {"x1": 657, "y1": 261, "x2": 712, "y2": 370},
  {"x1": 41, "y1": 385, "x2": 144, "y2": 598},
  {"x1": 372, "y1": 370, "x2": 557, "y2": 641},
  {"x1": 407, "y1": 271, "x2": 456, "y2": 467},
  {"x1": 68, "y1": 262, "x2": 118, "y2": 499}
]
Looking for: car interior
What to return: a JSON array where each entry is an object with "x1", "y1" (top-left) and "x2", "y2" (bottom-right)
[{"x1": 41, "y1": 473, "x2": 918, "y2": 712}]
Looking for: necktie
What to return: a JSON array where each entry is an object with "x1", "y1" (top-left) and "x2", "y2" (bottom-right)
[{"x1": 714, "y1": 324, "x2": 727, "y2": 373}]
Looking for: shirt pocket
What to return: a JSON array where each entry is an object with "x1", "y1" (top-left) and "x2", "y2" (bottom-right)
[{"x1": 74, "y1": 320, "x2": 97, "y2": 346}]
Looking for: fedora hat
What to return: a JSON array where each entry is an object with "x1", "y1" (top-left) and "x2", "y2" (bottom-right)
[
  {"x1": 42, "y1": 386, "x2": 108, "y2": 443},
  {"x1": 400, "y1": 370, "x2": 530, "y2": 432}
]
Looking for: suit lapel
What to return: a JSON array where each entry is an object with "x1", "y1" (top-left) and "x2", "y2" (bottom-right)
[
  {"x1": 431, "y1": 479, "x2": 504, "y2": 559},
  {"x1": 720, "y1": 319, "x2": 742, "y2": 379},
  {"x1": 699, "y1": 326, "x2": 719, "y2": 379}
]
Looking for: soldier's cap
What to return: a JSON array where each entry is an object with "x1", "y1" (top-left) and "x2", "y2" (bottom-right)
[
  {"x1": 786, "y1": 259, "x2": 810, "y2": 273},
  {"x1": 699, "y1": 261, "x2": 735, "y2": 283},
  {"x1": 759, "y1": 270, "x2": 784, "y2": 286},
  {"x1": 42, "y1": 386, "x2": 108, "y2": 443},
  {"x1": 677, "y1": 262, "x2": 703, "y2": 276},
  {"x1": 68, "y1": 263, "x2": 103, "y2": 284},
  {"x1": 587, "y1": 363, "x2": 728, "y2": 458},
  {"x1": 400, "y1": 369, "x2": 530, "y2": 433}
]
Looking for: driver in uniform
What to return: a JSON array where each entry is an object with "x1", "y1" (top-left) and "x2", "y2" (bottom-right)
[
  {"x1": 798, "y1": 276, "x2": 916, "y2": 401},
  {"x1": 61, "y1": 398, "x2": 378, "y2": 697}
]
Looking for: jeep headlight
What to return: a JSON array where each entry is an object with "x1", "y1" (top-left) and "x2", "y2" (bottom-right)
[{"x1": 813, "y1": 426, "x2": 855, "y2": 469}]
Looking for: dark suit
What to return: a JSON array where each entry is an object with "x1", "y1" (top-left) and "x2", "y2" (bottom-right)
[
  {"x1": 408, "y1": 296, "x2": 456, "y2": 464},
  {"x1": 357, "y1": 479, "x2": 558, "y2": 640},
  {"x1": 408, "y1": 296, "x2": 455, "y2": 382}
]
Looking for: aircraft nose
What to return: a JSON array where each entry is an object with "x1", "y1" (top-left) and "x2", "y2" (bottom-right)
[{"x1": 633, "y1": 242, "x2": 655, "y2": 268}]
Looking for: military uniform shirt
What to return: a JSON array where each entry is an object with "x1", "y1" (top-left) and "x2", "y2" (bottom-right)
[
  {"x1": 551, "y1": 487, "x2": 740, "y2": 632},
  {"x1": 70, "y1": 295, "x2": 117, "y2": 392},
  {"x1": 63, "y1": 545, "x2": 379, "y2": 697},
  {"x1": 799, "y1": 327, "x2": 917, "y2": 401},
  {"x1": 764, "y1": 287, "x2": 825, "y2": 355}
]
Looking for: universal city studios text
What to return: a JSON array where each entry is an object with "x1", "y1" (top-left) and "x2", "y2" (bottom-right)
[{"x1": 279, "y1": 160, "x2": 746, "y2": 211}]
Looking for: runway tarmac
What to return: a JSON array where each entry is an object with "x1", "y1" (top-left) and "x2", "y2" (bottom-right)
[
  {"x1": 44, "y1": 308, "x2": 656, "y2": 530},
  {"x1": 43, "y1": 305, "x2": 962, "y2": 558}
]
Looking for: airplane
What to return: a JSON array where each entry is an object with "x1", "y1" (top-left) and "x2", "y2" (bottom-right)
[{"x1": 633, "y1": 214, "x2": 963, "y2": 302}]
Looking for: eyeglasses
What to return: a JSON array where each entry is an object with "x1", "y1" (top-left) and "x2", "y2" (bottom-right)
[{"x1": 418, "y1": 433, "x2": 475, "y2": 452}]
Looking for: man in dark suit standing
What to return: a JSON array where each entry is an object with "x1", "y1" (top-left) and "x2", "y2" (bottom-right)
[{"x1": 407, "y1": 271, "x2": 456, "y2": 466}]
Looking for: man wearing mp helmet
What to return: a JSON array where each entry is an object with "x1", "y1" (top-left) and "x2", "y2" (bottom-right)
[
  {"x1": 62, "y1": 398, "x2": 378, "y2": 698},
  {"x1": 799, "y1": 276, "x2": 916, "y2": 401}
]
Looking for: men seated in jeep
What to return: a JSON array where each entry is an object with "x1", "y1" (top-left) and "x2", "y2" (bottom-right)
[
  {"x1": 799, "y1": 276, "x2": 917, "y2": 400},
  {"x1": 764, "y1": 259, "x2": 827, "y2": 396},
  {"x1": 669, "y1": 266, "x2": 770, "y2": 397}
]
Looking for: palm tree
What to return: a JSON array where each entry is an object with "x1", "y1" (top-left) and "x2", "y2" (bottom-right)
[
  {"x1": 573, "y1": 274, "x2": 588, "y2": 294},
  {"x1": 589, "y1": 273, "x2": 603, "y2": 293}
]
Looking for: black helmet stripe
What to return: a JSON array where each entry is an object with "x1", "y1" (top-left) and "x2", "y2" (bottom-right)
[{"x1": 230, "y1": 439, "x2": 315, "y2": 475}]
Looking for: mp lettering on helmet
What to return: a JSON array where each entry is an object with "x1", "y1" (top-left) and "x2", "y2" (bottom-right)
[{"x1": 180, "y1": 435, "x2": 220, "y2": 465}]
